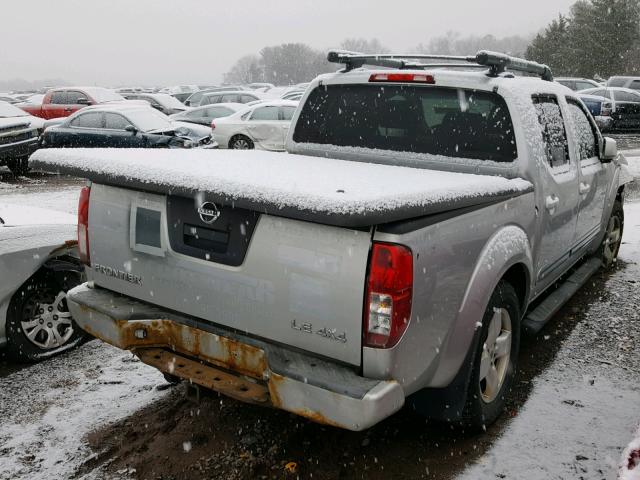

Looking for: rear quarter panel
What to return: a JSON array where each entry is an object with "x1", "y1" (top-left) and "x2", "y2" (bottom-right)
[{"x1": 366, "y1": 192, "x2": 536, "y2": 394}]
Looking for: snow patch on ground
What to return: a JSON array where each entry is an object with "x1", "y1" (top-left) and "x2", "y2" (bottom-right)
[
  {"x1": 0, "y1": 187, "x2": 80, "y2": 216},
  {"x1": 0, "y1": 342, "x2": 168, "y2": 480}
]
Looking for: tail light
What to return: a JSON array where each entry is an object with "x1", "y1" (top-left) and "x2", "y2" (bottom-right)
[
  {"x1": 369, "y1": 73, "x2": 435, "y2": 84},
  {"x1": 78, "y1": 185, "x2": 91, "y2": 265},
  {"x1": 602, "y1": 102, "x2": 612, "y2": 117},
  {"x1": 211, "y1": 121, "x2": 216, "y2": 130},
  {"x1": 363, "y1": 243, "x2": 413, "y2": 348}
]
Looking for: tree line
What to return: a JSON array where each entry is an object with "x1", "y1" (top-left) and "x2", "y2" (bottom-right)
[
  {"x1": 224, "y1": 0, "x2": 640, "y2": 85},
  {"x1": 526, "y1": 0, "x2": 640, "y2": 79}
]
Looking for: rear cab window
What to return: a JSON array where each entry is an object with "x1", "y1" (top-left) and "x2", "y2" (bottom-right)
[{"x1": 293, "y1": 84, "x2": 517, "y2": 162}]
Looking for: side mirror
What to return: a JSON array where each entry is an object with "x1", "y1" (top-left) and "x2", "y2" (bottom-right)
[
  {"x1": 76, "y1": 98, "x2": 91, "y2": 105},
  {"x1": 600, "y1": 136, "x2": 617, "y2": 163},
  {"x1": 125, "y1": 125, "x2": 138, "y2": 135}
]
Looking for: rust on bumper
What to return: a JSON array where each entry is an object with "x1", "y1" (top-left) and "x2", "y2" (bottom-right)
[
  {"x1": 70, "y1": 284, "x2": 405, "y2": 431},
  {"x1": 138, "y1": 348, "x2": 269, "y2": 404}
]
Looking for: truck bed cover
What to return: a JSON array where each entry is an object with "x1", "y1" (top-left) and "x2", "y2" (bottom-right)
[{"x1": 31, "y1": 149, "x2": 532, "y2": 227}]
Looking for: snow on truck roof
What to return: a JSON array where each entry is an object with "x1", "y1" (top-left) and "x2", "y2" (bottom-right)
[{"x1": 30, "y1": 149, "x2": 532, "y2": 228}]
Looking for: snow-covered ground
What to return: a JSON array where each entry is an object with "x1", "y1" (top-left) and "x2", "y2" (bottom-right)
[{"x1": 0, "y1": 344, "x2": 168, "y2": 480}]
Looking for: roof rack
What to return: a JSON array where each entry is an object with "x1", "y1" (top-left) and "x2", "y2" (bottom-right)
[{"x1": 327, "y1": 50, "x2": 554, "y2": 82}]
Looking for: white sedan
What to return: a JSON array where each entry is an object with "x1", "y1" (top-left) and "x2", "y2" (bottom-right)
[
  {"x1": 0, "y1": 204, "x2": 86, "y2": 362},
  {"x1": 211, "y1": 100, "x2": 298, "y2": 151}
]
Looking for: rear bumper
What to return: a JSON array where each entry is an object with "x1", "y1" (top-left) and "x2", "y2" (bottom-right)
[{"x1": 67, "y1": 283, "x2": 404, "y2": 431}]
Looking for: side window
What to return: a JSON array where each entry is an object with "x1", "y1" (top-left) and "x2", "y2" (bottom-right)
[
  {"x1": 50, "y1": 91, "x2": 67, "y2": 104},
  {"x1": 240, "y1": 94, "x2": 257, "y2": 103},
  {"x1": 221, "y1": 94, "x2": 238, "y2": 103},
  {"x1": 566, "y1": 98, "x2": 598, "y2": 160},
  {"x1": 104, "y1": 113, "x2": 131, "y2": 130},
  {"x1": 69, "y1": 112, "x2": 103, "y2": 128},
  {"x1": 614, "y1": 90, "x2": 640, "y2": 102},
  {"x1": 629, "y1": 80, "x2": 640, "y2": 91},
  {"x1": 68, "y1": 91, "x2": 89, "y2": 105},
  {"x1": 532, "y1": 95, "x2": 570, "y2": 168},
  {"x1": 251, "y1": 106, "x2": 279, "y2": 121},
  {"x1": 281, "y1": 106, "x2": 296, "y2": 121},
  {"x1": 207, "y1": 107, "x2": 231, "y2": 118},
  {"x1": 575, "y1": 82, "x2": 595, "y2": 91}
]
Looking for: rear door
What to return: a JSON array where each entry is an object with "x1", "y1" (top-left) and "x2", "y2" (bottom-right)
[
  {"x1": 565, "y1": 97, "x2": 607, "y2": 252},
  {"x1": 87, "y1": 185, "x2": 370, "y2": 366},
  {"x1": 279, "y1": 106, "x2": 297, "y2": 147},
  {"x1": 66, "y1": 111, "x2": 106, "y2": 147},
  {"x1": 532, "y1": 94, "x2": 579, "y2": 289},
  {"x1": 246, "y1": 106, "x2": 283, "y2": 150}
]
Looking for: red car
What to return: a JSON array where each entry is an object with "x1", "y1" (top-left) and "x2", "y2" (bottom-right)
[{"x1": 19, "y1": 87, "x2": 126, "y2": 119}]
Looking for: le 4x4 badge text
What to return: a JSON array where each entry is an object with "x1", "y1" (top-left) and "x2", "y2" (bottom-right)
[{"x1": 291, "y1": 319, "x2": 347, "y2": 343}]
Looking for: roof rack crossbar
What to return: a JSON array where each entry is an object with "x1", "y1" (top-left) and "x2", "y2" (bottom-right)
[{"x1": 327, "y1": 50, "x2": 553, "y2": 81}]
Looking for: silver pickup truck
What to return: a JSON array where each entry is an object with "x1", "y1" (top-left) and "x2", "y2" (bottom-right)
[{"x1": 32, "y1": 51, "x2": 631, "y2": 431}]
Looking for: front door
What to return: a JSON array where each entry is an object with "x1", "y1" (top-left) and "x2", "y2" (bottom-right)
[
  {"x1": 565, "y1": 97, "x2": 607, "y2": 252},
  {"x1": 532, "y1": 95, "x2": 580, "y2": 290}
]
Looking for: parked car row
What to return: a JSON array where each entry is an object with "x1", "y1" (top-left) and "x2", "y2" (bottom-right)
[{"x1": 41, "y1": 104, "x2": 216, "y2": 150}]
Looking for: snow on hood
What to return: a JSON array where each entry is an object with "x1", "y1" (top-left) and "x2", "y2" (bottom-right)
[
  {"x1": 0, "y1": 203, "x2": 76, "y2": 227},
  {"x1": 31, "y1": 149, "x2": 532, "y2": 221},
  {"x1": 0, "y1": 117, "x2": 31, "y2": 129}
]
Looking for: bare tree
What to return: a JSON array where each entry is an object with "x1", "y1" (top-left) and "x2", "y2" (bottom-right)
[
  {"x1": 223, "y1": 54, "x2": 263, "y2": 84},
  {"x1": 339, "y1": 38, "x2": 389, "y2": 54}
]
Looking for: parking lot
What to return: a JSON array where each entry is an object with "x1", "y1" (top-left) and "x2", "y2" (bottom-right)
[{"x1": 0, "y1": 133, "x2": 638, "y2": 480}]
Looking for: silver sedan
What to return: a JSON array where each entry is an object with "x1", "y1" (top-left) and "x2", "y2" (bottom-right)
[
  {"x1": 0, "y1": 204, "x2": 86, "y2": 362},
  {"x1": 211, "y1": 100, "x2": 299, "y2": 151}
]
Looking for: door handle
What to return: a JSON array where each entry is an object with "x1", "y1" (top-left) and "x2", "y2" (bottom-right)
[
  {"x1": 579, "y1": 182, "x2": 591, "y2": 194},
  {"x1": 545, "y1": 195, "x2": 560, "y2": 211},
  {"x1": 64, "y1": 107, "x2": 73, "y2": 112}
]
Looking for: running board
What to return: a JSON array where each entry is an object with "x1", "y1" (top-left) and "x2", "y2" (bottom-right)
[{"x1": 523, "y1": 257, "x2": 602, "y2": 335}]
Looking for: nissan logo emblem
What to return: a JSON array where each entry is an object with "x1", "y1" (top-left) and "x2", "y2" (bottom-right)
[{"x1": 197, "y1": 202, "x2": 221, "y2": 224}]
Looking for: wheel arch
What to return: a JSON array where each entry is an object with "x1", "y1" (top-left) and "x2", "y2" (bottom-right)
[{"x1": 430, "y1": 225, "x2": 533, "y2": 388}]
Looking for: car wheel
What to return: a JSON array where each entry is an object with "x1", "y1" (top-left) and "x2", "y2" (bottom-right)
[
  {"x1": 462, "y1": 281, "x2": 521, "y2": 430},
  {"x1": 7, "y1": 157, "x2": 29, "y2": 176},
  {"x1": 229, "y1": 135, "x2": 254, "y2": 150},
  {"x1": 6, "y1": 271, "x2": 85, "y2": 362},
  {"x1": 599, "y1": 200, "x2": 624, "y2": 268}
]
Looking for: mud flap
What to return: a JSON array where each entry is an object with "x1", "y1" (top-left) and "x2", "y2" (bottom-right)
[{"x1": 407, "y1": 329, "x2": 481, "y2": 422}]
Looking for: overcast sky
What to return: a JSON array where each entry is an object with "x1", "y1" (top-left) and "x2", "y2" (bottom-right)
[{"x1": 1, "y1": 0, "x2": 575, "y2": 87}]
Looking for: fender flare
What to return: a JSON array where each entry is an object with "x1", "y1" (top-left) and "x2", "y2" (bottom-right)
[{"x1": 430, "y1": 225, "x2": 533, "y2": 388}]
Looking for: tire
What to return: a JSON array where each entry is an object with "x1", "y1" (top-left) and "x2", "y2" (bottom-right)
[
  {"x1": 229, "y1": 135, "x2": 254, "y2": 150},
  {"x1": 6, "y1": 270, "x2": 85, "y2": 362},
  {"x1": 7, "y1": 157, "x2": 29, "y2": 176},
  {"x1": 461, "y1": 281, "x2": 521, "y2": 430},
  {"x1": 599, "y1": 200, "x2": 624, "y2": 268}
]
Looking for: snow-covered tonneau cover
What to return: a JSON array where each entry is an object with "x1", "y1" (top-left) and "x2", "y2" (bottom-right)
[{"x1": 31, "y1": 148, "x2": 532, "y2": 227}]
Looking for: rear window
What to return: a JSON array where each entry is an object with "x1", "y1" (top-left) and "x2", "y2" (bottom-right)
[{"x1": 293, "y1": 85, "x2": 517, "y2": 162}]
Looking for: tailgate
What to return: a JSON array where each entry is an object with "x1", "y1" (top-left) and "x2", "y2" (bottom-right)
[{"x1": 86, "y1": 184, "x2": 371, "y2": 366}]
